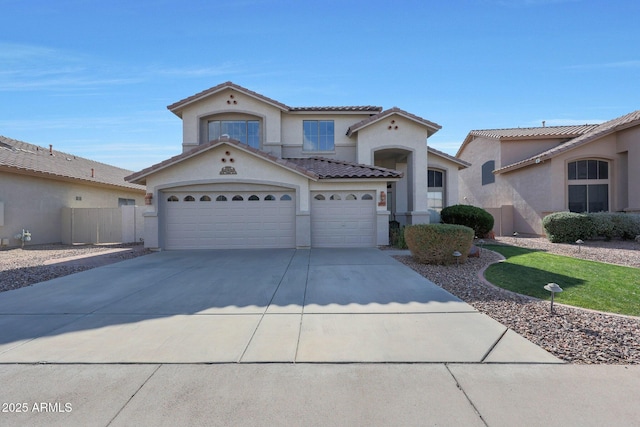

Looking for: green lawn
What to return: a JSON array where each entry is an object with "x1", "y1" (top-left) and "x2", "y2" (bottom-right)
[{"x1": 484, "y1": 245, "x2": 640, "y2": 316}]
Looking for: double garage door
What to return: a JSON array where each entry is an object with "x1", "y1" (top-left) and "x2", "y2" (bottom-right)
[
  {"x1": 163, "y1": 191, "x2": 295, "y2": 249},
  {"x1": 163, "y1": 190, "x2": 376, "y2": 249}
]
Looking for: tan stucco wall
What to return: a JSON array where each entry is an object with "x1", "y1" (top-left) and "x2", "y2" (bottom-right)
[
  {"x1": 280, "y1": 114, "x2": 368, "y2": 161},
  {"x1": 461, "y1": 127, "x2": 640, "y2": 236},
  {"x1": 458, "y1": 136, "x2": 503, "y2": 208},
  {"x1": 356, "y1": 116, "x2": 429, "y2": 220},
  {"x1": 0, "y1": 171, "x2": 144, "y2": 247},
  {"x1": 500, "y1": 138, "x2": 565, "y2": 167}
]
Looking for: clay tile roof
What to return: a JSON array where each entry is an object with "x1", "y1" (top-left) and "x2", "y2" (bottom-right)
[
  {"x1": 469, "y1": 124, "x2": 599, "y2": 140},
  {"x1": 0, "y1": 135, "x2": 144, "y2": 191},
  {"x1": 346, "y1": 107, "x2": 441, "y2": 137},
  {"x1": 125, "y1": 138, "x2": 319, "y2": 185},
  {"x1": 495, "y1": 110, "x2": 640, "y2": 174},
  {"x1": 284, "y1": 157, "x2": 402, "y2": 179},
  {"x1": 289, "y1": 106, "x2": 383, "y2": 112},
  {"x1": 167, "y1": 81, "x2": 291, "y2": 115}
]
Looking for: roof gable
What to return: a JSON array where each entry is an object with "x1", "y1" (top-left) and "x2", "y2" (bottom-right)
[
  {"x1": 495, "y1": 110, "x2": 640, "y2": 174},
  {"x1": 125, "y1": 138, "x2": 318, "y2": 185},
  {"x1": 456, "y1": 124, "x2": 598, "y2": 157},
  {"x1": 0, "y1": 135, "x2": 144, "y2": 192},
  {"x1": 346, "y1": 107, "x2": 441, "y2": 137},
  {"x1": 167, "y1": 81, "x2": 291, "y2": 117}
]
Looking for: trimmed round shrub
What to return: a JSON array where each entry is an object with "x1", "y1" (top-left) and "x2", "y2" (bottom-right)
[
  {"x1": 589, "y1": 212, "x2": 616, "y2": 240},
  {"x1": 440, "y1": 204, "x2": 494, "y2": 237},
  {"x1": 542, "y1": 212, "x2": 595, "y2": 243},
  {"x1": 404, "y1": 223, "x2": 474, "y2": 265},
  {"x1": 611, "y1": 213, "x2": 640, "y2": 240}
]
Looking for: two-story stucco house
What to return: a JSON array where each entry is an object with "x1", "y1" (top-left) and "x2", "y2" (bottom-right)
[
  {"x1": 457, "y1": 110, "x2": 640, "y2": 236},
  {"x1": 126, "y1": 82, "x2": 467, "y2": 250}
]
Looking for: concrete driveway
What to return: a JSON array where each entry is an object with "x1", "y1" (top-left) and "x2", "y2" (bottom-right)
[{"x1": 0, "y1": 248, "x2": 559, "y2": 364}]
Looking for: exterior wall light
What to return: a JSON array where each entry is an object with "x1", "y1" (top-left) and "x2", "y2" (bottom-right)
[{"x1": 544, "y1": 282, "x2": 563, "y2": 314}]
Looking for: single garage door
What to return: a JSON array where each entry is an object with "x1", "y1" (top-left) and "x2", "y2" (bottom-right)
[
  {"x1": 163, "y1": 191, "x2": 295, "y2": 249},
  {"x1": 311, "y1": 191, "x2": 376, "y2": 248}
]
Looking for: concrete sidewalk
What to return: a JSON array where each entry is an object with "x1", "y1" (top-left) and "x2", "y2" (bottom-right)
[
  {"x1": 0, "y1": 248, "x2": 558, "y2": 364},
  {"x1": 0, "y1": 363, "x2": 638, "y2": 426}
]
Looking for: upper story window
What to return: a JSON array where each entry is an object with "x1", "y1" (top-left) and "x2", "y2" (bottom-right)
[
  {"x1": 567, "y1": 159, "x2": 609, "y2": 213},
  {"x1": 303, "y1": 120, "x2": 334, "y2": 151},
  {"x1": 209, "y1": 120, "x2": 260, "y2": 149},
  {"x1": 481, "y1": 161, "x2": 495, "y2": 185}
]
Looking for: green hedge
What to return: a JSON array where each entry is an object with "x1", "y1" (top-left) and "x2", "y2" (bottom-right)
[
  {"x1": 542, "y1": 212, "x2": 640, "y2": 243},
  {"x1": 404, "y1": 223, "x2": 474, "y2": 265},
  {"x1": 440, "y1": 204, "x2": 494, "y2": 237}
]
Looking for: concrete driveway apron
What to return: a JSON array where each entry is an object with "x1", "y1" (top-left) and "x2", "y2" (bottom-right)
[{"x1": 0, "y1": 248, "x2": 560, "y2": 364}]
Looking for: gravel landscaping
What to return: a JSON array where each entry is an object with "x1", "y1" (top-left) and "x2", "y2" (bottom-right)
[
  {"x1": 0, "y1": 243, "x2": 151, "y2": 293},
  {"x1": 396, "y1": 236, "x2": 640, "y2": 365}
]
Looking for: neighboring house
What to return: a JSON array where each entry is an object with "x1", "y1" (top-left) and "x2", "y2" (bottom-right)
[
  {"x1": 456, "y1": 110, "x2": 640, "y2": 236},
  {"x1": 0, "y1": 136, "x2": 146, "y2": 247},
  {"x1": 126, "y1": 81, "x2": 465, "y2": 250}
]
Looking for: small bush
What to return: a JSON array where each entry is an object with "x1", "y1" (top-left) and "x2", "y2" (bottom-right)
[
  {"x1": 611, "y1": 213, "x2": 640, "y2": 239},
  {"x1": 440, "y1": 205, "x2": 494, "y2": 237},
  {"x1": 542, "y1": 212, "x2": 595, "y2": 243},
  {"x1": 404, "y1": 223, "x2": 474, "y2": 265},
  {"x1": 590, "y1": 212, "x2": 616, "y2": 240},
  {"x1": 389, "y1": 224, "x2": 408, "y2": 249}
]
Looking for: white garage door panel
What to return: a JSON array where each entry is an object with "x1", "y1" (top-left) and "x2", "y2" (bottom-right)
[
  {"x1": 164, "y1": 191, "x2": 295, "y2": 249},
  {"x1": 311, "y1": 191, "x2": 376, "y2": 248}
]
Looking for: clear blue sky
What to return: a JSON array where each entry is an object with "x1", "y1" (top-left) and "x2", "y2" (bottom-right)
[{"x1": 2, "y1": 0, "x2": 638, "y2": 171}]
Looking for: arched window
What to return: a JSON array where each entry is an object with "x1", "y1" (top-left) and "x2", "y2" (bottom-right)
[
  {"x1": 167, "y1": 195, "x2": 179, "y2": 202},
  {"x1": 280, "y1": 194, "x2": 292, "y2": 201},
  {"x1": 248, "y1": 195, "x2": 260, "y2": 201},
  {"x1": 184, "y1": 195, "x2": 195, "y2": 202},
  {"x1": 362, "y1": 194, "x2": 373, "y2": 200},
  {"x1": 216, "y1": 195, "x2": 227, "y2": 202},
  {"x1": 314, "y1": 194, "x2": 325, "y2": 200},
  {"x1": 481, "y1": 161, "x2": 495, "y2": 185},
  {"x1": 346, "y1": 194, "x2": 357, "y2": 200},
  {"x1": 568, "y1": 160, "x2": 609, "y2": 212},
  {"x1": 330, "y1": 194, "x2": 341, "y2": 200},
  {"x1": 200, "y1": 195, "x2": 211, "y2": 202},
  {"x1": 232, "y1": 195, "x2": 244, "y2": 201},
  {"x1": 265, "y1": 195, "x2": 276, "y2": 201}
]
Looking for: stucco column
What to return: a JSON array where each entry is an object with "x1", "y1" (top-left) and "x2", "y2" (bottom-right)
[{"x1": 409, "y1": 144, "x2": 430, "y2": 224}]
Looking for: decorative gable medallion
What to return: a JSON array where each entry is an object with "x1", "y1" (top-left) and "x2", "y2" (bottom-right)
[{"x1": 220, "y1": 166, "x2": 237, "y2": 175}]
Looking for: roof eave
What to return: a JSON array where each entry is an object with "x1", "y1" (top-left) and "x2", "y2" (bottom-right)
[
  {"x1": 125, "y1": 139, "x2": 320, "y2": 184},
  {"x1": 167, "y1": 82, "x2": 291, "y2": 117}
]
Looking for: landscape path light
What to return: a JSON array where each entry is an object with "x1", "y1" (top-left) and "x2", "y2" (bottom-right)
[
  {"x1": 478, "y1": 239, "x2": 485, "y2": 256},
  {"x1": 544, "y1": 282, "x2": 563, "y2": 314},
  {"x1": 453, "y1": 251, "x2": 462, "y2": 267},
  {"x1": 576, "y1": 239, "x2": 584, "y2": 253}
]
